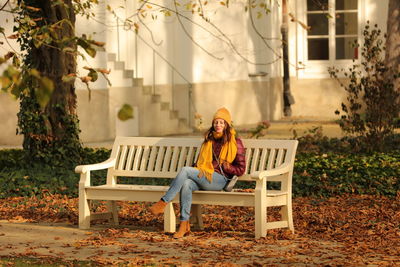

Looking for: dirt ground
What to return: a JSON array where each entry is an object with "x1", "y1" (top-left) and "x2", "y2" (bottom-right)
[
  {"x1": 0, "y1": 220, "x2": 351, "y2": 266},
  {"x1": 1, "y1": 218, "x2": 398, "y2": 266}
]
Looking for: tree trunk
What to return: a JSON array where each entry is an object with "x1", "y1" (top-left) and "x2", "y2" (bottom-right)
[
  {"x1": 40, "y1": 0, "x2": 77, "y2": 136},
  {"x1": 385, "y1": 0, "x2": 400, "y2": 91},
  {"x1": 18, "y1": 0, "x2": 82, "y2": 166}
]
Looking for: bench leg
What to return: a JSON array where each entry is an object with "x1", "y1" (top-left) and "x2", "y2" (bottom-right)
[
  {"x1": 281, "y1": 199, "x2": 294, "y2": 233},
  {"x1": 79, "y1": 190, "x2": 91, "y2": 229},
  {"x1": 255, "y1": 200, "x2": 267, "y2": 238},
  {"x1": 164, "y1": 202, "x2": 176, "y2": 233},
  {"x1": 106, "y1": 201, "x2": 119, "y2": 226},
  {"x1": 255, "y1": 179, "x2": 267, "y2": 238},
  {"x1": 190, "y1": 204, "x2": 204, "y2": 230}
]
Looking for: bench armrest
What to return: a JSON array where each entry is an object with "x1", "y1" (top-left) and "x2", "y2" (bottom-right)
[
  {"x1": 75, "y1": 158, "x2": 116, "y2": 174},
  {"x1": 250, "y1": 163, "x2": 291, "y2": 180}
]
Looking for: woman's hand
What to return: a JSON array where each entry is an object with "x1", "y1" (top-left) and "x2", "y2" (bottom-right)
[{"x1": 222, "y1": 161, "x2": 231, "y2": 171}]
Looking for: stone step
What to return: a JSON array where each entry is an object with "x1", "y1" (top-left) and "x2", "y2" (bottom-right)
[
  {"x1": 107, "y1": 69, "x2": 134, "y2": 87},
  {"x1": 142, "y1": 86, "x2": 152, "y2": 95},
  {"x1": 170, "y1": 110, "x2": 178, "y2": 119},
  {"x1": 179, "y1": 118, "x2": 188, "y2": 126},
  {"x1": 151, "y1": 94, "x2": 162, "y2": 103},
  {"x1": 133, "y1": 78, "x2": 144, "y2": 87},
  {"x1": 106, "y1": 52, "x2": 190, "y2": 136},
  {"x1": 160, "y1": 102, "x2": 169, "y2": 110},
  {"x1": 178, "y1": 118, "x2": 192, "y2": 134},
  {"x1": 114, "y1": 61, "x2": 125, "y2": 70},
  {"x1": 123, "y1": 70, "x2": 134, "y2": 79},
  {"x1": 107, "y1": 53, "x2": 117, "y2": 62}
]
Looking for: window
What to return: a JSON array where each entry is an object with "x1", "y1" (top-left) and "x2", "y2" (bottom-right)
[{"x1": 306, "y1": 0, "x2": 358, "y2": 61}]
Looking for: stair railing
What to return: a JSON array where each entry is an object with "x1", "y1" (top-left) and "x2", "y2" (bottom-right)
[
  {"x1": 136, "y1": 34, "x2": 195, "y2": 127},
  {"x1": 115, "y1": 17, "x2": 195, "y2": 128}
]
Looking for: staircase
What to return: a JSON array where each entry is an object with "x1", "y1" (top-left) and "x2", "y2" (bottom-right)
[{"x1": 106, "y1": 53, "x2": 192, "y2": 136}]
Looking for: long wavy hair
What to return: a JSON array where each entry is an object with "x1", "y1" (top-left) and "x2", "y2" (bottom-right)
[{"x1": 203, "y1": 120, "x2": 232, "y2": 144}]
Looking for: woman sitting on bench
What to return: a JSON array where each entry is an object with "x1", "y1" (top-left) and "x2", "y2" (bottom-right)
[{"x1": 149, "y1": 107, "x2": 246, "y2": 238}]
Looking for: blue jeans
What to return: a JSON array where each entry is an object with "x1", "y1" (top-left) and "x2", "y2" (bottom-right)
[{"x1": 161, "y1": 166, "x2": 228, "y2": 221}]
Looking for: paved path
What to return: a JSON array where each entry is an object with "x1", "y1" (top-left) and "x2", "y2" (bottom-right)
[{"x1": 0, "y1": 220, "x2": 349, "y2": 266}]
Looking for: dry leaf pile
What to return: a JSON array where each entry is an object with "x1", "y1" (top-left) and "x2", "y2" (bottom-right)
[{"x1": 0, "y1": 193, "x2": 399, "y2": 266}]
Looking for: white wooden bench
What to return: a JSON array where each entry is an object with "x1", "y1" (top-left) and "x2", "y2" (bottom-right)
[{"x1": 75, "y1": 136, "x2": 298, "y2": 238}]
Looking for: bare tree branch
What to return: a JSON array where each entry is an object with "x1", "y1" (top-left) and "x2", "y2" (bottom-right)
[
  {"x1": 130, "y1": 1, "x2": 225, "y2": 43},
  {"x1": 134, "y1": 1, "x2": 279, "y2": 65},
  {"x1": 0, "y1": 0, "x2": 10, "y2": 11},
  {"x1": 248, "y1": 0, "x2": 282, "y2": 59},
  {"x1": 135, "y1": 31, "x2": 193, "y2": 87},
  {"x1": 195, "y1": 0, "x2": 274, "y2": 65},
  {"x1": 172, "y1": 0, "x2": 223, "y2": 60},
  {"x1": 0, "y1": 32, "x2": 20, "y2": 56},
  {"x1": 248, "y1": 0, "x2": 301, "y2": 69},
  {"x1": 136, "y1": 0, "x2": 163, "y2": 46}
]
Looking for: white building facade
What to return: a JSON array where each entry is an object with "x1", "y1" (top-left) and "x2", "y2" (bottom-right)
[{"x1": 0, "y1": 0, "x2": 389, "y2": 145}]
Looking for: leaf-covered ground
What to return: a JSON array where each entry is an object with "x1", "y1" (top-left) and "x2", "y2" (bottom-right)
[{"x1": 0, "y1": 193, "x2": 399, "y2": 266}]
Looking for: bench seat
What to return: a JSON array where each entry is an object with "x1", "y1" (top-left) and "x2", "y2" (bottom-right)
[{"x1": 85, "y1": 184, "x2": 288, "y2": 205}]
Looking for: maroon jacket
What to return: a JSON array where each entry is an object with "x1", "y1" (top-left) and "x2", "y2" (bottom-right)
[{"x1": 211, "y1": 138, "x2": 246, "y2": 178}]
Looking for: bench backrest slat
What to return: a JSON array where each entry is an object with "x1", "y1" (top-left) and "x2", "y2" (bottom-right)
[
  {"x1": 259, "y1": 148, "x2": 268, "y2": 170},
  {"x1": 250, "y1": 148, "x2": 260, "y2": 174},
  {"x1": 125, "y1": 145, "x2": 135, "y2": 170},
  {"x1": 154, "y1": 146, "x2": 165, "y2": 172},
  {"x1": 134, "y1": 146, "x2": 144, "y2": 171},
  {"x1": 194, "y1": 147, "x2": 201, "y2": 164},
  {"x1": 169, "y1": 146, "x2": 180, "y2": 172},
  {"x1": 140, "y1": 146, "x2": 150, "y2": 171},
  {"x1": 177, "y1": 147, "x2": 187, "y2": 170},
  {"x1": 117, "y1": 146, "x2": 128, "y2": 170},
  {"x1": 276, "y1": 148, "x2": 285, "y2": 167},
  {"x1": 107, "y1": 137, "x2": 298, "y2": 180},
  {"x1": 147, "y1": 146, "x2": 157, "y2": 171},
  {"x1": 186, "y1": 147, "x2": 197, "y2": 169},
  {"x1": 162, "y1": 147, "x2": 172, "y2": 172},
  {"x1": 266, "y1": 149, "x2": 277, "y2": 170}
]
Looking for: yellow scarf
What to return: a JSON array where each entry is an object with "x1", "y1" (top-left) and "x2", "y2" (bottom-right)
[{"x1": 195, "y1": 129, "x2": 237, "y2": 182}]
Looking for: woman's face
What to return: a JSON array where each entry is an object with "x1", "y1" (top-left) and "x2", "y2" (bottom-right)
[{"x1": 213, "y1": 118, "x2": 226, "y2": 133}]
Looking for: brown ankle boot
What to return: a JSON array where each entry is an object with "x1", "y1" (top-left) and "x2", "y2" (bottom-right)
[
  {"x1": 149, "y1": 200, "x2": 167, "y2": 215},
  {"x1": 173, "y1": 221, "x2": 190, "y2": 238}
]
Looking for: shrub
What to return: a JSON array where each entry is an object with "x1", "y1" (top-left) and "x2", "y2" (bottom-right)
[
  {"x1": 247, "y1": 121, "x2": 271, "y2": 139},
  {"x1": 0, "y1": 148, "x2": 110, "y2": 198},
  {"x1": 329, "y1": 22, "x2": 400, "y2": 152},
  {"x1": 1, "y1": 147, "x2": 399, "y2": 198},
  {"x1": 293, "y1": 152, "x2": 400, "y2": 197},
  {"x1": 294, "y1": 126, "x2": 400, "y2": 153}
]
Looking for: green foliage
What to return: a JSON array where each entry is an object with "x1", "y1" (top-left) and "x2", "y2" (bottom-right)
[
  {"x1": 329, "y1": 22, "x2": 400, "y2": 152},
  {"x1": 28, "y1": 69, "x2": 55, "y2": 108},
  {"x1": 0, "y1": 165, "x2": 78, "y2": 198},
  {"x1": 293, "y1": 152, "x2": 400, "y2": 197},
  {"x1": 294, "y1": 126, "x2": 400, "y2": 154},
  {"x1": 17, "y1": 93, "x2": 84, "y2": 168},
  {"x1": 0, "y1": 0, "x2": 119, "y2": 100},
  {"x1": 1, "y1": 145, "x2": 399, "y2": 199},
  {"x1": 247, "y1": 120, "x2": 271, "y2": 139},
  {"x1": 0, "y1": 149, "x2": 25, "y2": 169},
  {"x1": 117, "y1": 104, "x2": 134, "y2": 121},
  {"x1": 0, "y1": 147, "x2": 110, "y2": 198}
]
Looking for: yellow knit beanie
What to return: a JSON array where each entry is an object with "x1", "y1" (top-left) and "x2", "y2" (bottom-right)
[{"x1": 213, "y1": 107, "x2": 232, "y2": 126}]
